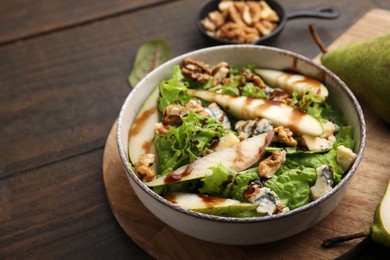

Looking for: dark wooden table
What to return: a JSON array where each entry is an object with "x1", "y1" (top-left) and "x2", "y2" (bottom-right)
[{"x1": 1, "y1": 0, "x2": 390, "y2": 259}]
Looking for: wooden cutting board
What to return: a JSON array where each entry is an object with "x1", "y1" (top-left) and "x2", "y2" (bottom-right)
[{"x1": 103, "y1": 9, "x2": 390, "y2": 259}]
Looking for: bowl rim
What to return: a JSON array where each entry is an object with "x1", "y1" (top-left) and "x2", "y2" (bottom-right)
[{"x1": 117, "y1": 44, "x2": 366, "y2": 224}]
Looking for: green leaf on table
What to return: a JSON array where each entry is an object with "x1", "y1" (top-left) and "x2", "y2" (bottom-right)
[{"x1": 128, "y1": 39, "x2": 171, "y2": 88}]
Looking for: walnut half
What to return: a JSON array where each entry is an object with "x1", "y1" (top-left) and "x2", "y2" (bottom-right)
[
  {"x1": 162, "y1": 104, "x2": 187, "y2": 126},
  {"x1": 273, "y1": 126, "x2": 298, "y2": 147},
  {"x1": 258, "y1": 150, "x2": 287, "y2": 178},
  {"x1": 182, "y1": 58, "x2": 211, "y2": 82},
  {"x1": 134, "y1": 154, "x2": 157, "y2": 182}
]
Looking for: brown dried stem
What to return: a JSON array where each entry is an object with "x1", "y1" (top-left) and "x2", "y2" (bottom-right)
[{"x1": 309, "y1": 24, "x2": 328, "y2": 54}]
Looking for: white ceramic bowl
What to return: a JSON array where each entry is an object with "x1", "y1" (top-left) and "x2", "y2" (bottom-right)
[{"x1": 117, "y1": 45, "x2": 366, "y2": 245}]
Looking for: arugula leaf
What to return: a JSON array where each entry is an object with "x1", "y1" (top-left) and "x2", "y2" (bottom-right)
[{"x1": 129, "y1": 39, "x2": 171, "y2": 88}]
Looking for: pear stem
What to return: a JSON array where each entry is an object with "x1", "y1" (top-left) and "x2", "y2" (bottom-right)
[
  {"x1": 309, "y1": 24, "x2": 328, "y2": 54},
  {"x1": 321, "y1": 231, "x2": 371, "y2": 248}
]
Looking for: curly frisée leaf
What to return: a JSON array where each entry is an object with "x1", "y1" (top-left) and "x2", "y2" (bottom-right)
[
  {"x1": 157, "y1": 65, "x2": 192, "y2": 112},
  {"x1": 154, "y1": 111, "x2": 228, "y2": 175},
  {"x1": 128, "y1": 39, "x2": 171, "y2": 88}
]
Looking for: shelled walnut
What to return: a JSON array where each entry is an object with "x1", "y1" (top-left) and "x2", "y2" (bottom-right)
[
  {"x1": 201, "y1": 0, "x2": 280, "y2": 44},
  {"x1": 134, "y1": 154, "x2": 157, "y2": 181},
  {"x1": 182, "y1": 58, "x2": 212, "y2": 82}
]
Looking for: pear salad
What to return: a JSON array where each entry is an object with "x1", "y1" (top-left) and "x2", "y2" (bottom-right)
[{"x1": 129, "y1": 58, "x2": 357, "y2": 218}]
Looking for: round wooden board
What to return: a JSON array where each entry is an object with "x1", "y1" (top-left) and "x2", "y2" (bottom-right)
[{"x1": 102, "y1": 121, "x2": 388, "y2": 259}]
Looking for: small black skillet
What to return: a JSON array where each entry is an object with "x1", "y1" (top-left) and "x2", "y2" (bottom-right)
[{"x1": 196, "y1": 0, "x2": 340, "y2": 45}]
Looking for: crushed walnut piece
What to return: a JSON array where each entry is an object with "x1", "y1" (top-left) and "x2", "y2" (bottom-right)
[
  {"x1": 216, "y1": 22, "x2": 259, "y2": 43},
  {"x1": 134, "y1": 154, "x2": 157, "y2": 182},
  {"x1": 201, "y1": 10, "x2": 226, "y2": 31},
  {"x1": 154, "y1": 122, "x2": 171, "y2": 135},
  {"x1": 273, "y1": 126, "x2": 298, "y2": 147},
  {"x1": 241, "y1": 69, "x2": 267, "y2": 89},
  {"x1": 183, "y1": 100, "x2": 204, "y2": 114},
  {"x1": 269, "y1": 89, "x2": 292, "y2": 104},
  {"x1": 184, "y1": 100, "x2": 211, "y2": 117},
  {"x1": 162, "y1": 100, "x2": 212, "y2": 126},
  {"x1": 182, "y1": 58, "x2": 212, "y2": 82},
  {"x1": 211, "y1": 62, "x2": 230, "y2": 86},
  {"x1": 162, "y1": 104, "x2": 188, "y2": 126},
  {"x1": 257, "y1": 150, "x2": 287, "y2": 178},
  {"x1": 201, "y1": 0, "x2": 280, "y2": 44}
]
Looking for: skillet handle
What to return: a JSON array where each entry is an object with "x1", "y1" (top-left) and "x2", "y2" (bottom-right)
[{"x1": 286, "y1": 6, "x2": 340, "y2": 20}]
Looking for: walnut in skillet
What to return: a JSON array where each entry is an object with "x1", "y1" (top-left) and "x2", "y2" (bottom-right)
[{"x1": 201, "y1": 0, "x2": 280, "y2": 44}]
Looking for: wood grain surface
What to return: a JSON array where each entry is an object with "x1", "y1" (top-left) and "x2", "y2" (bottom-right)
[
  {"x1": 0, "y1": 0, "x2": 171, "y2": 45},
  {"x1": 0, "y1": 0, "x2": 205, "y2": 178},
  {"x1": 2, "y1": 0, "x2": 390, "y2": 259},
  {"x1": 102, "y1": 9, "x2": 390, "y2": 260}
]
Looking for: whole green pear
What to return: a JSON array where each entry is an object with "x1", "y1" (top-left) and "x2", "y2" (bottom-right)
[{"x1": 321, "y1": 34, "x2": 390, "y2": 124}]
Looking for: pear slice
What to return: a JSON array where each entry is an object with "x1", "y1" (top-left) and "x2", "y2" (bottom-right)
[
  {"x1": 129, "y1": 86, "x2": 159, "y2": 168},
  {"x1": 187, "y1": 89, "x2": 323, "y2": 136},
  {"x1": 371, "y1": 179, "x2": 390, "y2": 247},
  {"x1": 145, "y1": 131, "x2": 274, "y2": 187},
  {"x1": 255, "y1": 69, "x2": 328, "y2": 101},
  {"x1": 164, "y1": 192, "x2": 258, "y2": 216}
]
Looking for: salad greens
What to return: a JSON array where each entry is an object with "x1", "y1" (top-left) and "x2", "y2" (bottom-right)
[
  {"x1": 199, "y1": 164, "x2": 259, "y2": 202},
  {"x1": 132, "y1": 58, "x2": 357, "y2": 218},
  {"x1": 264, "y1": 168, "x2": 317, "y2": 210},
  {"x1": 157, "y1": 65, "x2": 192, "y2": 112},
  {"x1": 154, "y1": 110, "x2": 229, "y2": 175}
]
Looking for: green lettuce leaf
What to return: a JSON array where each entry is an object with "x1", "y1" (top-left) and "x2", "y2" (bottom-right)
[
  {"x1": 335, "y1": 125, "x2": 355, "y2": 150},
  {"x1": 206, "y1": 66, "x2": 267, "y2": 98},
  {"x1": 241, "y1": 83, "x2": 268, "y2": 98},
  {"x1": 221, "y1": 80, "x2": 240, "y2": 96},
  {"x1": 264, "y1": 168, "x2": 317, "y2": 209},
  {"x1": 157, "y1": 65, "x2": 192, "y2": 112},
  {"x1": 199, "y1": 164, "x2": 259, "y2": 201},
  {"x1": 274, "y1": 126, "x2": 354, "y2": 188},
  {"x1": 153, "y1": 179, "x2": 200, "y2": 195},
  {"x1": 154, "y1": 111, "x2": 228, "y2": 175},
  {"x1": 321, "y1": 104, "x2": 346, "y2": 126},
  {"x1": 278, "y1": 149, "x2": 343, "y2": 184}
]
